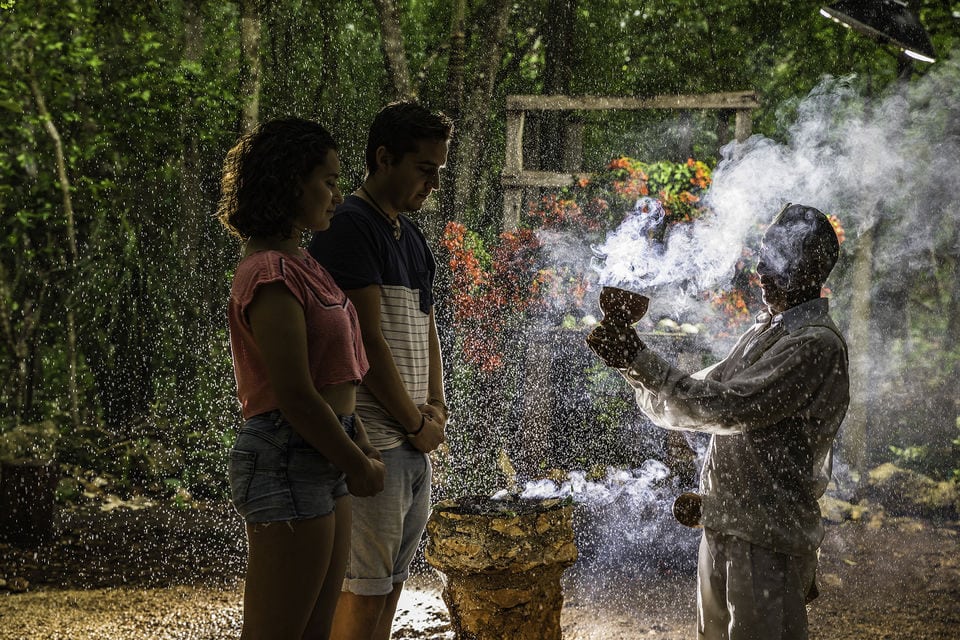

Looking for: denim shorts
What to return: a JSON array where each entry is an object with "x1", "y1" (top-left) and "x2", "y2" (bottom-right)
[{"x1": 228, "y1": 410, "x2": 356, "y2": 524}]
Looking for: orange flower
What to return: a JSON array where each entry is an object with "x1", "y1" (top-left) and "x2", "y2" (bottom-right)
[{"x1": 608, "y1": 157, "x2": 631, "y2": 170}]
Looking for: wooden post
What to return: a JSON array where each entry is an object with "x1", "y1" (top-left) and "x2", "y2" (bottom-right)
[
  {"x1": 503, "y1": 190, "x2": 524, "y2": 233},
  {"x1": 735, "y1": 108, "x2": 753, "y2": 142},
  {"x1": 562, "y1": 118, "x2": 584, "y2": 172},
  {"x1": 502, "y1": 92, "x2": 759, "y2": 233},
  {"x1": 503, "y1": 109, "x2": 525, "y2": 231},
  {"x1": 507, "y1": 92, "x2": 759, "y2": 111}
]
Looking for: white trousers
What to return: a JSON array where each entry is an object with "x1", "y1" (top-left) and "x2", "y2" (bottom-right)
[{"x1": 697, "y1": 529, "x2": 818, "y2": 640}]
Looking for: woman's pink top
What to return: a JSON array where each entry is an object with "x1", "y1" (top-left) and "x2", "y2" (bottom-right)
[{"x1": 228, "y1": 250, "x2": 369, "y2": 419}]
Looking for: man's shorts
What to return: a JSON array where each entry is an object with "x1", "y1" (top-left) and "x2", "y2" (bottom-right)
[
  {"x1": 228, "y1": 410, "x2": 355, "y2": 523},
  {"x1": 342, "y1": 440, "x2": 432, "y2": 596}
]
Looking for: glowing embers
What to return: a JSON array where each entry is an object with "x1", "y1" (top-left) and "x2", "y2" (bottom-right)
[
  {"x1": 820, "y1": 0, "x2": 936, "y2": 63},
  {"x1": 425, "y1": 495, "x2": 577, "y2": 640}
]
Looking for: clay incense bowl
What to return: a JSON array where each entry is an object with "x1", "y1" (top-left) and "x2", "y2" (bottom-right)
[{"x1": 598, "y1": 286, "x2": 649, "y2": 327}]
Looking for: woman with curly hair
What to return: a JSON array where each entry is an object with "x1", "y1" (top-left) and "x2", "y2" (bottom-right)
[{"x1": 218, "y1": 118, "x2": 385, "y2": 639}]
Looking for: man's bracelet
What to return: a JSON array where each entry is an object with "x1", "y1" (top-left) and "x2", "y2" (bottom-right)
[{"x1": 408, "y1": 415, "x2": 426, "y2": 437}]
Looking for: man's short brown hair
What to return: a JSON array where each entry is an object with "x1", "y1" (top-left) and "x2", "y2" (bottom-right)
[{"x1": 364, "y1": 101, "x2": 453, "y2": 175}]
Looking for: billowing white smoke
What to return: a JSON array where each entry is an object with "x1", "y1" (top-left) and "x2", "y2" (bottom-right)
[
  {"x1": 584, "y1": 51, "x2": 960, "y2": 328},
  {"x1": 495, "y1": 461, "x2": 700, "y2": 573},
  {"x1": 516, "y1": 459, "x2": 671, "y2": 503}
]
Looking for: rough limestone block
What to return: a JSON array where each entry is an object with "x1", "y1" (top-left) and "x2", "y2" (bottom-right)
[{"x1": 426, "y1": 496, "x2": 578, "y2": 640}]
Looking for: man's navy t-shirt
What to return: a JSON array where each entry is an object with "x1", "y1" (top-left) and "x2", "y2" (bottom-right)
[{"x1": 308, "y1": 195, "x2": 436, "y2": 449}]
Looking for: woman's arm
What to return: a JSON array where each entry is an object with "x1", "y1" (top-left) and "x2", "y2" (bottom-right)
[{"x1": 248, "y1": 282, "x2": 384, "y2": 496}]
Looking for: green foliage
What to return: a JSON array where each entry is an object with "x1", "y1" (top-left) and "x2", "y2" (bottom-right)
[
  {"x1": 0, "y1": 0, "x2": 957, "y2": 500},
  {"x1": 0, "y1": 0, "x2": 242, "y2": 499},
  {"x1": 569, "y1": 156, "x2": 713, "y2": 228},
  {"x1": 889, "y1": 444, "x2": 928, "y2": 465},
  {"x1": 0, "y1": 421, "x2": 59, "y2": 461},
  {"x1": 889, "y1": 432, "x2": 960, "y2": 484}
]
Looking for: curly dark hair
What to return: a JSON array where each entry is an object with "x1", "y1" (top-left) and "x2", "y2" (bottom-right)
[
  {"x1": 364, "y1": 101, "x2": 454, "y2": 175},
  {"x1": 218, "y1": 118, "x2": 339, "y2": 240}
]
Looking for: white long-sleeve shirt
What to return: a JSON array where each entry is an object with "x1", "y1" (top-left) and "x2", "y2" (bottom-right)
[{"x1": 624, "y1": 298, "x2": 849, "y2": 555}]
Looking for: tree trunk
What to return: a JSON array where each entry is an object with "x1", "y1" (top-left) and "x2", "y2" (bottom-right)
[
  {"x1": 0, "y1": 263, "x2": 46, "y2": 423},
  {"x1": 28, "y1": 75, "x2": 80, "y2": 431},
  {"x1": 451, "y1": 0, "x2": 512, "y2": 223},
  {"x1": 842, "y1": 223, "x2": 873, "y2": 483},
  {"x1": 372, "y1": 0, "x2": 413, "y2": 100},
  {"x1": 438, "y1": 0, "x2": 467, "y2": 235},
  {"x1": 434, "y1": 0, "x2": 469, "y2": 368},
  {"x1": 180, "y1": 0, "x2": 204, "y2": 272},
  {"x1": 538, "y1": 0, "x2": 577, "y2": 172},
  {"x1": 174, "y1": 0, "x2": 209, "y2": 399},
  {"x1": 315, "y1": 0, "x2": 342, "y2": 128},
  {"x1": 444, "y1": 0, "x2": 467, "y2": 122},
  {"x1": 240, "y1": 0, "x2": 262, "y2": 133}
]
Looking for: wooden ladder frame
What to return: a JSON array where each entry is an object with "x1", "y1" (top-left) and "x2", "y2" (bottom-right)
[{"x1": 501, "y1": 91, "x2": 760, "y2": 230}]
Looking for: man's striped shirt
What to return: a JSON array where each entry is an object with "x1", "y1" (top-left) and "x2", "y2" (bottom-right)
[{"x1": 309, "y1": 195, "x2": 436, "y2": 449}]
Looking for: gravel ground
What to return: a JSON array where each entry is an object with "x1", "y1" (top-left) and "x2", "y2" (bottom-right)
[{"x1": 0, "y1": 503, "x2": 957, "y2": 639}]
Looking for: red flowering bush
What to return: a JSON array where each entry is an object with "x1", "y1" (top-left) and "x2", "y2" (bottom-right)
[
  {"x1": 527, "y1": 194, "x2": 602, "y2": 232},
  {"x1": 443, "y1": 222, "x2": 547, "y2": 373},
  {"x1": 602, "y1": 156, "x2": 650, "y2": 201}
]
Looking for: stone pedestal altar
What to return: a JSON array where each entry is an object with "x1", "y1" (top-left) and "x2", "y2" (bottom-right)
[{"x1": 425, "y1": 495, "x2": 578, "y2": 640}]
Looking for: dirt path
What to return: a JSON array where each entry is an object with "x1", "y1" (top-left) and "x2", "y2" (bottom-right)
[{"x1": 0, "y1": 504, "x2": 957, "y2": 639}]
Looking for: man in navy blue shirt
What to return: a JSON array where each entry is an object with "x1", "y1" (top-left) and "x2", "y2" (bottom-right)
[{"x1": 309, "y1": 101, "x2": 453, "y2": 640}]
